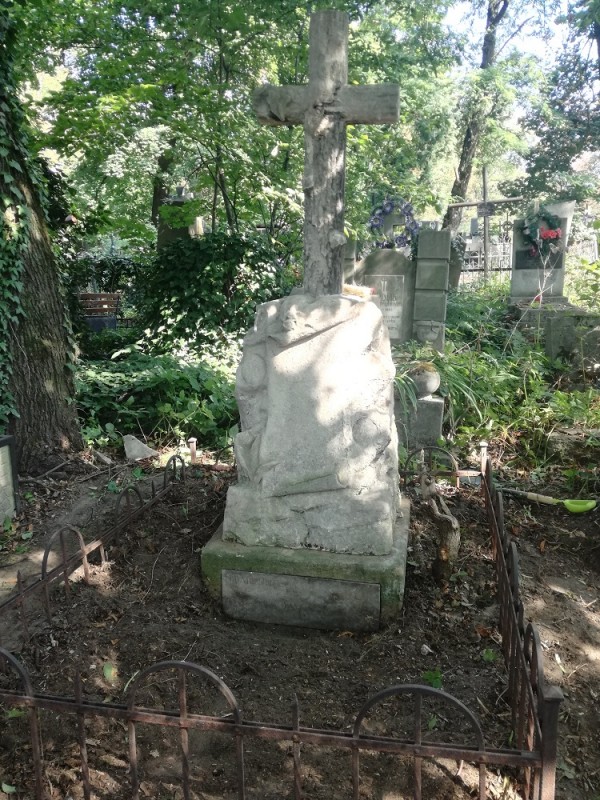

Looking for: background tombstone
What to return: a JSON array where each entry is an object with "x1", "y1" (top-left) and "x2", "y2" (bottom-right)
[
  {"x1": 353, "y1": 228, "x2": 450, "y2": 451},
  {"x1": 356, "y1": 249, "x2": 415, "y2": 343},
  {"x1": 509, "y1": 201, "x2": 575, "y2": 305},
  {"x1": 413, "y1": 229, "x2": 451, "y2": 352},
  {"x1": 0, "y1": 436, "x2": 18, "y2": 523}
]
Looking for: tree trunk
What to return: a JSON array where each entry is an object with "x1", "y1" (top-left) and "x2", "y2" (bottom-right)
[
  {"x1": 151, "y1": 139, "x2": 176, "y2": 227},
  {"x1": 7, "y1": 176, "x2": 83, "y2": 471},
  {"x1": 443, "y1": 0, "x2": 509, "y2": 233},
  {"x1": 1, "y1": 8, "x2": 82, "y2": 472}
]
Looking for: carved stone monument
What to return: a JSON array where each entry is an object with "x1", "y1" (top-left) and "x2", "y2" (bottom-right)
[{"x1": 201, "y1": 10, "x2": 408, "y2": 631}]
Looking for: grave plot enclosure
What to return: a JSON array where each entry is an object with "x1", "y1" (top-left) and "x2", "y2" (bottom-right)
[{"x1": 0, "y1": 457, "x2": 562, "y2": 800}]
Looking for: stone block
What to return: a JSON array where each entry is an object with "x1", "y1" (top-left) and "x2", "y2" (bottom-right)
[
  {"x1": 544, "y1": 313, "x2": 579, "y2": 360},
  {"x1": 0, "y1": 437, "x2": 17, "y2": 523},
  {"x1": 510, "y1": 218, "x2": 566, "y2": 300},
  {"x1": 413, "y1": 290, "x2": 447, "y2": 321},
  {"x1": 202, "y1": 499, "x2": 409, "y2": 630},
  {"x1": 361, "y1": 274, "x2": 405, "y2": 342},
  {"x1": 395, "y1": 395, "x2": 444, "y2": 450},
  {"x1": 417, "y1": 229, "x2": 451, "y2": 260},
  {"x1": 222, "y1": 571, "x2": 380, "y2": 631},
  {"x1": 415, "y1": 260, "x2": 449, "y2": 291}
]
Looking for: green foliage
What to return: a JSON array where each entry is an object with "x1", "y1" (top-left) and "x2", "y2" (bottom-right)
[
  {"x1": 76, "y1": 349, "x2": 238, "y2": 448},
  {"x1": 548, "y1": 389, "x2": 600, "y2": 430},
  {"x1": 565, "y1": 257, "x2": 600, "y2": 311},
  {"x1": 138, "y1": 233, "x2": 294, "y2": 351},
  {"x1": 78, "y1": 327, "x2": 142, "y2": 361},
  {"x1": 501, "y1": 1, "x2": 600, "y2": 201},
  {"x1": 396, "y1": 281, "x2": 600, "y2": 462},
  {"x1": 68, "y1": 253, "x2": 144, "y2": 295},
  {"x1": 11, "y1": 0, "x2": 463, "y2": 253},
  {"x1": 0, "y1": 10, "x2": 34, "y2": 427},
  {"x1": 422, "y1": 667, "x2": 443, "y2": 689}
]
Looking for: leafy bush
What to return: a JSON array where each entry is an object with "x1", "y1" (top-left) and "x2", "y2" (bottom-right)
[
  {"x1": 78, "y1": 326, "x2": 142, "y2": 361},
  {"x1": 137, "y1": 232, "x2": 296, "y2": 351},
  {"x1": 76, "y1": 348, "x2": 238, "y2": 448},
  {"x1": 565, "y1": 257, "x2": 600, "y2": 311},
  {"x1": 69, "y1": 253, "x2": 143, "y2": 294}
]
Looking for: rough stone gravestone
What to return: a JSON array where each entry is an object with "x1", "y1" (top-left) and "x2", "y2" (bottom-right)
[{"x1": 201, "y1": 10, "x2": 407, "y2": 631}]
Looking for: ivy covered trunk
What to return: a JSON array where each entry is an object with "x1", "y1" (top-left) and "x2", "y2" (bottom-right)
[
  {"x1": 7, "y1": 180, "x2": 83, "y2": 471},
  {"x1": 1, "y1": 10, "x2": 82, "y2": 472}
]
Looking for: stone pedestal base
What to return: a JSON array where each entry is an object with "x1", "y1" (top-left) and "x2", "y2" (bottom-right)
[
  {"x1": 508, "y1": 294, "x2": 570, "y2": 309},
  {"x1": 201, "y1": 498, "x2": 409, "y2": 632},
  {"x1": 395, "y1": 394, "x2": 444, "y2": 450}
]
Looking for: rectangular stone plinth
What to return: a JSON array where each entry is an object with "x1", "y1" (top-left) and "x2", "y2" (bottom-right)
[
  {"x1": 223, "y1": 571, "x2": 380, "y2": 631},
  {"x1": 201, "y1": 498, "x2": 409, "y2": 631}
]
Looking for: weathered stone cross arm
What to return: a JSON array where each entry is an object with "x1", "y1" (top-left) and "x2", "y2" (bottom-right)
[
  {"x1": 252, "y1": 10, "x2": 400, "y2": 297},
  {"x1": 254, "y1": 84, "x2": 400, "y2": 127}
]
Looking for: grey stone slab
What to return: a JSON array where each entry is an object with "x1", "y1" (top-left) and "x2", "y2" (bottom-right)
[
  {"x1": 395, "y1": 393, "x2": 444, "y2": 449},
  {"x1": 514, "y1": 249, "x2": 563, "y2": 272},
  {"x1": 415, "y1": 261, "x2": 449, "y2": 291},
  {"x1": 222, "y1": 570, "x2": 380, "y2": 631},
  {"x1": 413, "y1": 290, "x2": 447, "y2": 321},
  {"x1": 510, "y1": 219, "x2": 566, "y2": 300},
  {"x1": 0, "y1": 437, "x2": 16, "y2": 522},
  {"x1": 362, "y1": 274, "x2": 405, "y2": 341},
  {"x1": 417, "y1": 229, "x2": 451, "y2": 260},
  {"x1": 544, "y1": 313, "x2": 579, "y2": 360},
  {"x1": 510, "y1": 269, "x2": 566, "y2": 300},
  {"x1": 359, "y1": 248, "x2": 414, "y2": 277}
]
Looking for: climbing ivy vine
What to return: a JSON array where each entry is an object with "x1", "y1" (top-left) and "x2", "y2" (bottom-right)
[
  {"x1": 0, "y1": 4, "x2": 31, "y2": 427},
  {"x1": 0, "y1": 2, "x2": 71, "y2": 432}
]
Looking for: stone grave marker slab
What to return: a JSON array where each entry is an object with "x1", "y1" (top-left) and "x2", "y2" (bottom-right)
[
  {"x1": 222, "y1": 570, "x2": 380, "y2": 631},
  {"x1": 0, "y1": 437, "x2": 17, "y2": 522}
]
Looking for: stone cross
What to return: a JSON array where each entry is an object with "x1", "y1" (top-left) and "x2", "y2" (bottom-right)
[{"x1": 253, "y1": 10, "x2": 399, "y2": 297}]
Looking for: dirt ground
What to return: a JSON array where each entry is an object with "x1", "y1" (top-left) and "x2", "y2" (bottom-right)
[{"x1": 0, "y1": 454, "x2": 599, "y2": 800}]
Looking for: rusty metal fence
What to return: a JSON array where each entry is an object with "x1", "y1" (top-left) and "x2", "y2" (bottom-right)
[
  {"x1": 481, "y1": 456, "x2": 563, "y2": 800},
  {"x1": 0, "y1": 455, "x2": 186, "y2": 652},
  {"x1": 0, "y1": 455, "x2": 563, "y2": 800}
]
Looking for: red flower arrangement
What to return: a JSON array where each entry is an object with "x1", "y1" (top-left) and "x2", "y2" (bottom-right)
[
  {"x1": 540, "y1": 228, "x2": 562, "y2": 241},
  {"x1": 521, "y1": 206, "x2": 563, "y2": 258}
]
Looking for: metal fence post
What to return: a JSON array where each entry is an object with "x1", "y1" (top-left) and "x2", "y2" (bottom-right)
[{"x1": 540, "y1": 686, "x2": 563, "y2": 800}]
